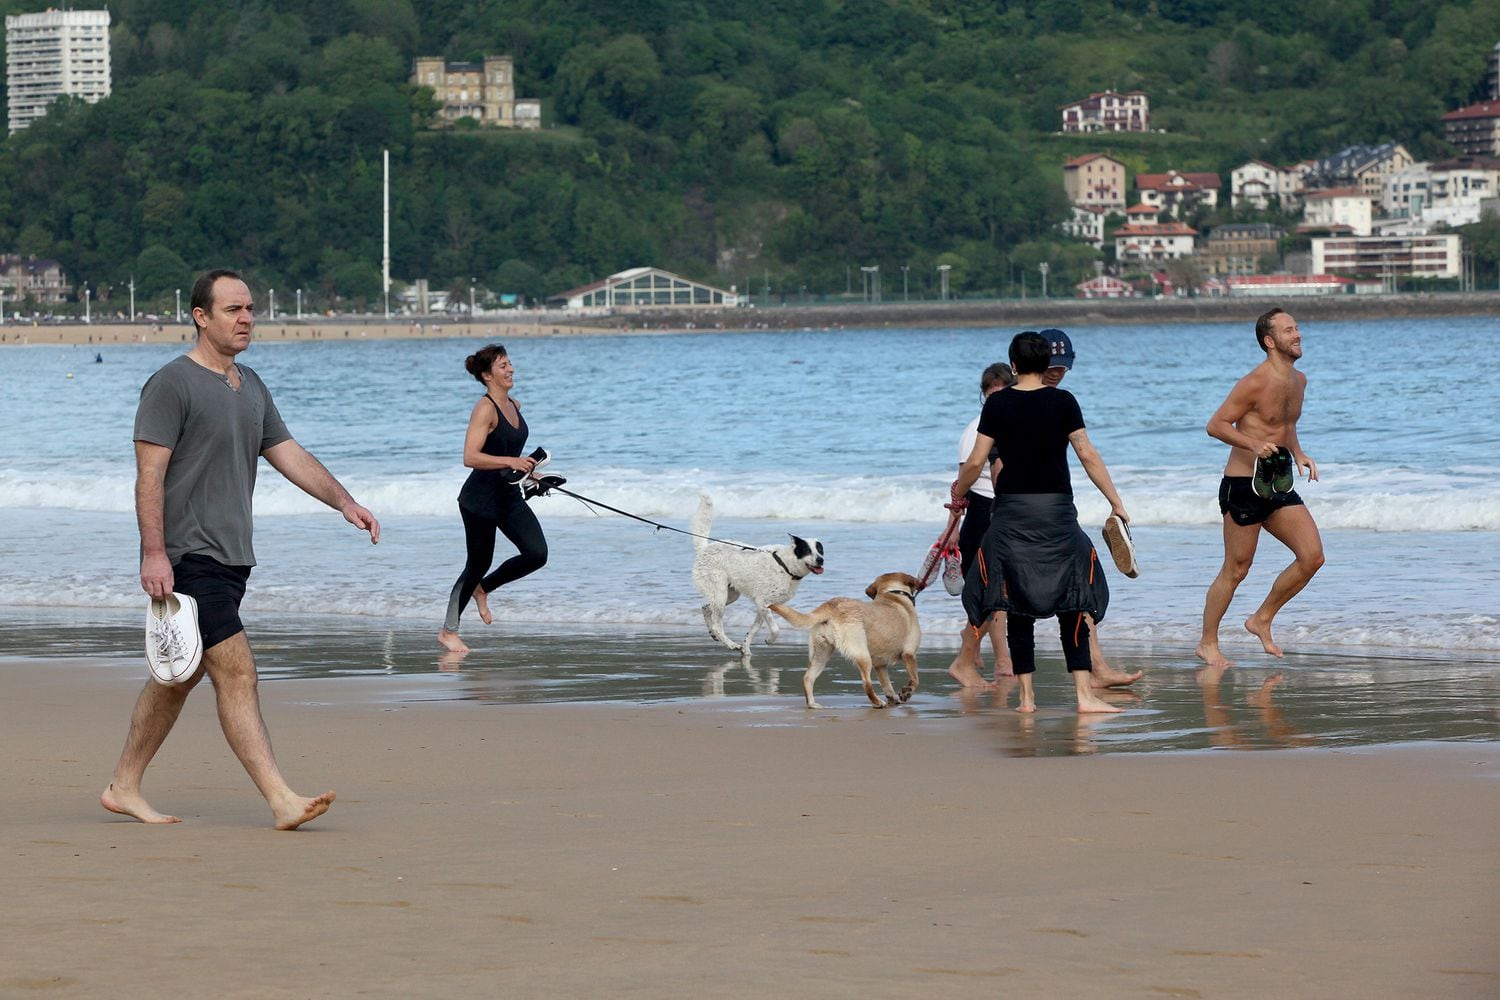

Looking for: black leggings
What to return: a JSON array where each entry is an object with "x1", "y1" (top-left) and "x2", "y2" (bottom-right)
[
  {"x1": 1006, "y1": 611, "x2": 1091, "y2": 675},
  {"x1": 444, "y1": 496, "x2": 547, "y2": 631}
]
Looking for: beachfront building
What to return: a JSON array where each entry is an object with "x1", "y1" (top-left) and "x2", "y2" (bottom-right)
[
  {"x1": 1134, "y1": 170, "x2": 1221, "y2": 219},
  {"x1": 548, "y1": 267, "x2": 739, "y2": 310},
  {"x1": 1307, "y1": 143, "x2": 1414, "y2": 201},
  {"x1": 411, "y1": 55, "x2": 541, "y2": 129},
  {"x1": 1059, "y1": 90, "x2": 1149, "y2": 133},
  {"x1": 1074, "y1": 274, "x2": 1134, "y2": 299},
  {"x1": 1223, "y1": 274, "x2": 1353, "y2": 297},
  {"x1": 1383, "y1": 156, "x2": 1500, "y2": 228},
  {"x1": 1113, "y1": 222, "x2": 1198, "y2": 265},
  {"x1": 1062, "y1": 153, "x2": 1127, "y2": 210},
  {"x1": 1199, "y1": 224, "x2": 1283, "y2": 277},
  {"x1": 1441, "y1": 101, "x2": 1500, "y2": 157},
  {"x1": 5, "y1": 9, "x2": 111, "y2": 135},
  {"x1": 0, "y1": 254, "x2": 73, "y2": 304},
  {"x1": 1300, "y1": 188, "x2": 1375, "y2": 236},
  {"x1": 1230, "y1": 160, "x2": 1306, "y2": 211},
  {"x1": 1311, "y1": 234, "x2": 1462, "y2": 282}
]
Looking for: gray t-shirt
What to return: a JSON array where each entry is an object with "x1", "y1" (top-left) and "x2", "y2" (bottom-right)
[{"x1": 134, "y1": 355, "x2": 291, "y2": 566}]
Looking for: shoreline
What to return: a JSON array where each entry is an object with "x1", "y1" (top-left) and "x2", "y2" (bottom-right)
[
  {"x1": 5, "y1": 289, "x2": 1498, "y2": 346},
  {"x1": 4, "y1": 654, "x2": 1496, "y2": 998}
]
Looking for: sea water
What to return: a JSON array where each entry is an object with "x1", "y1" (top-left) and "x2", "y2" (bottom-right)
[{"x1": 1, "y1": 315, "x2": 1495, "y2": 655}]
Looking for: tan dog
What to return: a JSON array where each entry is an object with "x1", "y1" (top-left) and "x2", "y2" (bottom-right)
[{"x1": 769, "y1": 572, "x2": 922, "y2": 709}]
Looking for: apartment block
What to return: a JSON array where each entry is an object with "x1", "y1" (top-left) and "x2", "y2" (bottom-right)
[
  {"x1": 1062, "y1": 153, "x2": 1127, "y2": 209},
  {"x1": 5, "y1": 9, "x2": 111, "y2": 134},
  {"x1": 1441, "y1": 101, "x2": 1500, "y2": 157},
  {"x1": 1312, "y1": 234, "x2": 1461, "y2": 281},
  {"x1": 1134, "y1": 170, "x2": 1221, "y2": 219},
  {"x1": 411, "y1": 55, "x2": 540, "y2": 129},
  {"x1": 1199, "y1": 223, "x2": 1283, "y2": 277}
]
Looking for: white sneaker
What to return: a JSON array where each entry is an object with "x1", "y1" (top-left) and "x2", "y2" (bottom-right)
[{"x1": 146, "y1": 592, "x2": 203, "y2": 685}]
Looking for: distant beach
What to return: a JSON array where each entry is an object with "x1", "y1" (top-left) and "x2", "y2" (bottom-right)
[{"x1": 5, "y1": 288, "x2": 1499, "y2": 346}]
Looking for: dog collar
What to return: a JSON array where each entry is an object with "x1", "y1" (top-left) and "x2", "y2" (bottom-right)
[
  {"x1": 772, "y1": 552, "x2": 810, "y2": 579},
  {"x1": 889, "y1": 589, "x2": 916, "y2": 604}
]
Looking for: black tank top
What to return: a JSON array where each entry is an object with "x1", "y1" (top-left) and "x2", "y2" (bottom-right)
[{"x1": 457, "y1": 395, "x2": 529, "y2": 516}]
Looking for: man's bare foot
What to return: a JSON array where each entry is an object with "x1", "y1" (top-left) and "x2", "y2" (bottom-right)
[
  {"x1": 438, "y1": 628, "x2": 469, "y2": 653},
  {"x1": 1244, "y1": 616, "x2": 1284, "y2": 657},
  {"x1": 473, "y1": 586, "x2": 493, "y2": 625},
  {"x1": 273, "y1": 790, "x2": 336, "y2": 831},
  {"x1": 101, "y1": 784, "x2": 181, "y2": 824},
  {"x1": 1090, "y1": 663, "x2": 1143, "y2": 688},
  {"x1": 989, "y1": 658, "x2": 1016, "y2": 684},
  {"x1": 1195, "y1": 639, "x2": 1232, "y2": 668}
]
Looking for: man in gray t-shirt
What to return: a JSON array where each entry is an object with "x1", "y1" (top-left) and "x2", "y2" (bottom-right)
[{"x1": 102, "y1": 268, "x2": 380, "y2": 831}]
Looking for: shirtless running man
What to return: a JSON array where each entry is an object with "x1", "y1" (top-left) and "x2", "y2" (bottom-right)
[{"x1": 1196, "y1": 308, "x2": 1325, "y2": 668}]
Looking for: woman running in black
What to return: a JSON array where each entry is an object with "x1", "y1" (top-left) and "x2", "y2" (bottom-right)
[{"x1": 439, "y1": 344, "x2": 548, "y2": 653}]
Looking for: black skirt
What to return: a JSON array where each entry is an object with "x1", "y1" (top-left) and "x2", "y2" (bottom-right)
[{"x1": 962, "y1": 493, "x2": 1109, "y2": 626}]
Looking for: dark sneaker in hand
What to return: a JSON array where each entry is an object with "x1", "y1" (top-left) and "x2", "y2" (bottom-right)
[
  {"x1": 523, "y1": 474, "x2": 567, "y2": 500},
  {"x1": 502, "y1": 447, "x2": 551, "y2": 484},
  {"x1": 1252, "y1": 447, "x2": 1294, "y2": 499}
]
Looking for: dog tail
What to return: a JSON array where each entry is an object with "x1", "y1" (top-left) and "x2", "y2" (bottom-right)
[
  {"x1": 691, "y1": 492, "x2": 713, "y2": 555},
  {"x1": 767, "y1": 603, "x2": 824, "y2": 629}
]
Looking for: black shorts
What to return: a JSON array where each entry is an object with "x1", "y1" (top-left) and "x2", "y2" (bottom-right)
[
  {"x1": 172, "y1": 554, "x2": 251, "y2": 650},
  {"x1": 1218, "y1": 476, "x2": 1304, "y2": 527}
]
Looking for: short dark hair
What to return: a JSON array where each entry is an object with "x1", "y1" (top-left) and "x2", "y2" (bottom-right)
[
  {"x1": 1255, "y1": 307, "x2": 1286, "y2": 353},
  {"x1": 190, "y1": 268, "x2": 244, "y2": 333},
  {"x1": 1008, "y1": 331, "x2": 1051, "y2": 375},
  {"x1": 464, "y1": 343, "x2": 507, "y2": 383},
  {"x1": 980, "y1": 362, "x2": 1015, "y2": 393}
]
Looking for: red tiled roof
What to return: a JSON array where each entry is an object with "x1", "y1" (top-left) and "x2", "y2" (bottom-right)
[
  {"x1": 1136, "y1": 171, "x2": 1222, "y2": 190},
  {"x1": 1114, "y1": 222, "x2": 1198, "y2": 236},
  {"x1": 1441, "y1": 101, "x2": 1500, "y2": 121},
  {"x1": 1063, "y1": 152, "x2": 1124, "y2": 168},
  {"x1": 1303, "y1": 188, "x2": 1368, "y2": 200}
]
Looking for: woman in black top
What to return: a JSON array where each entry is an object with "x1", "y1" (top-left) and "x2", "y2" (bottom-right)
[
  {"x1": 951, "y1": 331, "x2": 1130, "y2": 714},
  {"x1": 439, "y1": 344, "x2": 548, "y2": 654}
]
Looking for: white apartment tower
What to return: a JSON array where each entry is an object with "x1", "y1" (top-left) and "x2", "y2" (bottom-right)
[{"x1": 6, "y1": 9, "x2": 112, "y2": 134}]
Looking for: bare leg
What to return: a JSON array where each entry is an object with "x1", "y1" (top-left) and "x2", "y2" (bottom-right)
[
  {"x1": 473, "y1": 585, "x2": 493, "y2": 625},
  {"x1": 1015, "y1": 673, "x2": 1036, "y2": 713},
  {"x1": 947, "y1": 625, "x2": 987, "y2": 688},
  {"x1": 986, "y1": 612, "x2": 1014, "y2": 683},
  {"x1": 1243, "y1": 505, "x2": 1325, "y2": 658},
  {"x1": 203, "y1": 633, "x2": 335, "y2": 830},
  {"x1": 1196, "y1": 517, "x2": 1262, "y2": 668},
  {"x1": 1085, "y1": 622, "x2": 1142, "y2": 688},
  {"x1": 101, "y1": 674, "x2": 203, "y2": 823},
  {"x1": 438, "y1": 628, "x2": 469, "y2": 653}
]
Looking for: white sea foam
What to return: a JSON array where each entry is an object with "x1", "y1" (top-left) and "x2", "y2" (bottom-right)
[{"x1": 6, "y1": 464, "x2": 1498, "y2": 531}]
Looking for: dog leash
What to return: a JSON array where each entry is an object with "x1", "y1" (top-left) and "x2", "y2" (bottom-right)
[{"x1": 544, "y1": 483, "x2": 762, "y2": 553}]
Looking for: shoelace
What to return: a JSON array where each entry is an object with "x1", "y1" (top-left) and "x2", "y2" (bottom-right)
[{"x1": 150, "y1": 617, "x2": 185, "y2": 663}]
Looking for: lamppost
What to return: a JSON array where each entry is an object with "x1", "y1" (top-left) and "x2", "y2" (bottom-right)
[
  {"x1": 296, "y1": 288, "x2": 303, "y2": 319},
  {"x1": 269, "y1": 288, "x2": 277, "y2": 321},
  {"x1": 84, "y1": 283, "x2": 91, "y2": 324},
  {"x1": 937, "y1": 264, "x2": 951, "y2": 301},
  {"x1": 901, "y1": 264, "x2": 909, "y2": 302},
  {"x1": 128, "y1": 276, "x2": 136, "y2": 321},
  {"x1": 860, "y1": 265, "x2": 878, "y2": 304},
  {"x1": 1039, "y1": 262, "x2": 1050, "y2": 299},
  {"x1": 175, "y1": 288, "x2": 182, "y2": 323},
  {"x1": 469, "y1": 281, "x2": 476, "y2": 318}
]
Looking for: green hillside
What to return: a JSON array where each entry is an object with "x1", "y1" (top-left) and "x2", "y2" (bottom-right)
[{"x1": 1, "y1": 0, "x2": 1496, "y2": 311}]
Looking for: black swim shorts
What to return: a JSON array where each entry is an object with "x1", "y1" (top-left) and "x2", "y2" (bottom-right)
[
  {"x1": 172, "y1": 553, "x2": 252, "y2": 650},
  {"x1": 1218, "y1": 476, "x2": 1304, "y2": 527}
]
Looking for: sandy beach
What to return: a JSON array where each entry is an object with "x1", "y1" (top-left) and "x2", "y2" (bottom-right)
[{"x1": 3, "y1": 649, "x2": 1495, "y2": 999}]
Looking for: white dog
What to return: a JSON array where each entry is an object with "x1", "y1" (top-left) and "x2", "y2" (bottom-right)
[{"x1": 690, "y1": 493, "x2": 824, "y2": 656}]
